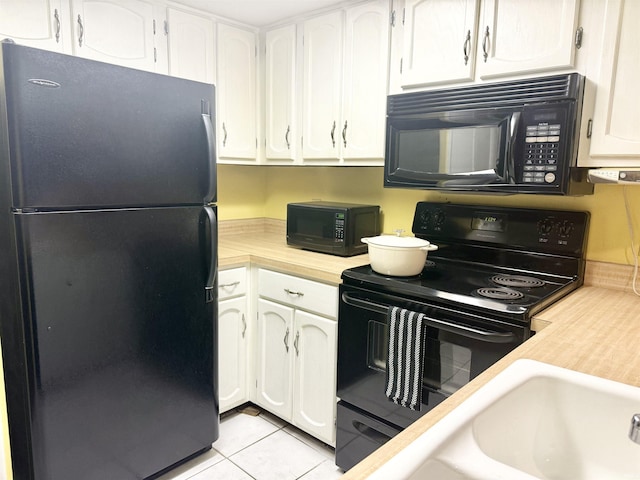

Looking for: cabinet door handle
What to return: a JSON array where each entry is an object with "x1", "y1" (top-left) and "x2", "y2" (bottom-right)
[
  {"x1": 241, "y1": 314, "x2": 247, "y2": 339},
  {"x1": 463, "y1": 29, "x2": 471, "y2": 65},
  {"x1": 222, "y1": 122, "x2": 227, "y2": 147},
  {"x1": 285, "y1": 125, "x2": 291, "y2": 150},
  {"x1": 293, "y1": 331, "x2": 300, "y2": 357},
  {"x1": 342, "y1": 120, "x2": 348, "y2": 148},
  {"x1": 330, "y1": 121, "x2": 336, "y2": 148},
  {"x1": 283, "y1": 327, "x2": 290, "y2": 352},
  {"x1": 284, "y1": 288, "x2": 304, "y2": 297},
  {"x1": 54, "y1": 9, "x2": 61, "y2": 43},
  {"x1": 77, "y1": 15, "x2": 84, "y2": 47},
  {"x1": 482, "y1": 26, "x2": 490, "y2": 62},
  {"x1": 219, "y1": 281, "x2": 240, "y2": 289}
]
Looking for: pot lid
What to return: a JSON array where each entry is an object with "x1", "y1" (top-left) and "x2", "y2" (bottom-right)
[{"x1": 362, "y1": 235, "x2": 431, "y2": 248}]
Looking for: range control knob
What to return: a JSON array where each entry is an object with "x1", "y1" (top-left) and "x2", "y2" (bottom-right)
[
  {"x1": 558, "y1": 220, "x2": 574, "y2": 237},
  {"x1": 432, "y1": 210, "x2": 446, "y2": 228},
  {"x1": 537, "y1": 218, "x2": 554, "y2": 236}
]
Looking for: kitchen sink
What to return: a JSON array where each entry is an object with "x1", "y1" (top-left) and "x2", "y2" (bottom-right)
[{"x1": 368, "y1": 359, "x2": 640, "y2": 480}]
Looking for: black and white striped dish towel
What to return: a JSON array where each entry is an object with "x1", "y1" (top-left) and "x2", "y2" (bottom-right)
[{"x1": 385, "y1": 306, "x2": 426, "y2": 411}]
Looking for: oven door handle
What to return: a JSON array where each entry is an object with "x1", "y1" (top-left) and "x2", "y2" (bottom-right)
[{"x1": 341, "y1": 292, "x2": 517, "y2": 344}]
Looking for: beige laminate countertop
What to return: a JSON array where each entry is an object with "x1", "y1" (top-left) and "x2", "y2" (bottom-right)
[
  {"x1": 218, "y1": 219, "x2": 369, "y2": 284},
  {"x1": 218, "y1": 219, "x2": 640, "y2": 479}
]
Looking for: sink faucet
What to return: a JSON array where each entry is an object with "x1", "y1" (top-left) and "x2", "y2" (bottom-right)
[{"x1": 630, "y1": 414, "x2": 640, "y2": 444}]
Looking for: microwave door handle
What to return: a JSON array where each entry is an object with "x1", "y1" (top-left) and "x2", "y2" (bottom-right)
[
  {"x1": 341, "y1": 292, "x2": 517, "y2": 344},
  {"x1": 507, "y1": 111, "x2": 521, "y2": 181}
]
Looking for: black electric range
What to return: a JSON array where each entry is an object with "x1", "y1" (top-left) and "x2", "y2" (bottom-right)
[{"x1": 336, "y1": 202, "x2": 590, "y2": 471}]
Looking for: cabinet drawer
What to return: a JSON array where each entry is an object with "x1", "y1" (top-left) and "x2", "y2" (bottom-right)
[
  {"x1": 218, "y1": 267, "x2": 247, "y2": 300},
  {"x1": 258, "y1": 269, "x2": 338, "y2": 318}
]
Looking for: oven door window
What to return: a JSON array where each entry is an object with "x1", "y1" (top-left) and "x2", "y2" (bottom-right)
[{"x1": 367, "y1": 320, "x2": 508, "y2": 399}]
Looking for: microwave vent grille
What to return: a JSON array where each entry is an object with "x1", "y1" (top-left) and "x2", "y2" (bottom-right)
[{"x1": 388, "y1": 74, "x2": 583, "y2": 115}]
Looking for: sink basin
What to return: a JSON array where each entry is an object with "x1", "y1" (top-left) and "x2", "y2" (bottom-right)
[{"x1": 368, "y1": 359, "x2": 640, "y2": 480}]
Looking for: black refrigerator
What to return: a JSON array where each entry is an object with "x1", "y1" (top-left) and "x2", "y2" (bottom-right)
[{"x1": 0, "y1": 42, "x2": 219, "y2": 479}]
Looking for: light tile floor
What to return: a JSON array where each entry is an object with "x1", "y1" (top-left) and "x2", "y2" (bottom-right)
[{"x1": 158, "y1": 408, "x2": 344, "y2": 480}]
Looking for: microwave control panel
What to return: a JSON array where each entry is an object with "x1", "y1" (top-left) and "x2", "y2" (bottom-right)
[
  {"x1": 523, "y1": 123, "x2": 561, "y2": 184},
  {"x1": 334, "y1": 213, "x2": 345, "y2": 242},
  {"x1": 517, "y1": 104, "x2": 572, "y2": 188}
]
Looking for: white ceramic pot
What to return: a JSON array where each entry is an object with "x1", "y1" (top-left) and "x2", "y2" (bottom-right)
[{"x1": 361, "y1": 235, "x2": 438, "y2": 276}]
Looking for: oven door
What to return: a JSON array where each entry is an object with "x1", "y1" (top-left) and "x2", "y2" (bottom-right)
[{"x1": 337, "y1": 283, "x2": 528, "y2": 429}]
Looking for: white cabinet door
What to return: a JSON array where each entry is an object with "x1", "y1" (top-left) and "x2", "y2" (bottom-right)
[
  {"x1": 70, "y1": 0, "x2": 157, "y2": 72},
  {"x1": 341, "y1": 0, "x2": 390, "y2": 160},
  {"x1": 216, "y1": 23, "x2": 257, "y2": 160},
  {"x1": 0, "y1": 0, "x2": 68, "y2": 53},
  {"x1": 400, "y1": 0, "x2": 479, "y2": 88},
  {"x1": 302, "y1": 11, "x2": 344, "y2": 160},
  {"x1": 256, "y1": 298, "x2": 294, "y2": 420},
  {"x1": 218, "y1": 296, "x2": 248, "y2": 413},
  {"x1": 265, "y1": 24, "x2": 297, "y2": 161},
  {"x1": 476, "y1": 0, "x2": 580, "y2": 79},
  {"x1": 292, "y1": 310, "x2": 337, "y2": 446},
  {"x1": 586, "y1": 0, "x2": 640, "y2": 164},
  {"x1": 166, "y1": 8, "x2": 215, "y2": 83}
]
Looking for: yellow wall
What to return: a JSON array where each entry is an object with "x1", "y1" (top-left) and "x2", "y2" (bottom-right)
[{"x1": 218, "y1": 165, "x2": 640, "y2": 265}]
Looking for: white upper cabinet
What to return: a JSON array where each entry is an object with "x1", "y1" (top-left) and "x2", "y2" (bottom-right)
[
  {"x1": 216, "y1": 23, "x2": 257, "y2": 160},
  {"x1": 393, "y1": 0, "x2": 581, "y2": 91},
  {"x1": 69, "y1": 0, "x2": 158, "y2": 72},
  {"x1": 583, "y1": 0, "x2": 640, "y2": 165},
  {"x1": 341, "y1": 0, "x2": 390, "y2": 160},
  {"x1": 301, "y1": 0, "x2": 389, "y2": 163},
  {"x1": 400, "y1": 0, "x2": 479, "y2": 88},
  {"x1": 0, "y1": 0, "x2": 69, "y2": 53},
  {"x1": 264, "y1": 24, "x2": 297, "y2": 161},
  {"x1": 166, "y1": 8, "x2": 215, "y2": 83},
  {"x1": 302, "y1": 11, "x2": 344, "y2": 160},
  {"x1": 476, "y1": 0, "x2": 580, "y2": 79}
]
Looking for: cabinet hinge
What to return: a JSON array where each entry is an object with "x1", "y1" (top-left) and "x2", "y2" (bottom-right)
[
  {"x1": 153, "y1": 19, "x2": 156, "y2": 35},
  {"x1": 575, "y1": 27, "x2": 583, "y2": 49},
  {"x1": 153, "y1": 47, "x2": 157, "y2": 63},
  {"x1": 587, "y1": 119, "x2": 593, "y2": 138},
  {"x1": 164, "y1": 20, "x2": 169, "y2": 35},
  {"x1": 402, "y1": 7, "x2": 406, "y2": 26},
  {"x1": 391, "y1": 10, "x2": 396, "y2": 27},
  {"x1": 400, "y1": 57, "x2": 403, "y2": 74}
]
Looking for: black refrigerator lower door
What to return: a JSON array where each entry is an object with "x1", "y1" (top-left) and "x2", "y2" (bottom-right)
[
  {"x1": 8, "y1": 206, "x2": 218, "y2": 480},
  {"x1": 335, "y1": 401, "x2": 402, "y2": 471}
]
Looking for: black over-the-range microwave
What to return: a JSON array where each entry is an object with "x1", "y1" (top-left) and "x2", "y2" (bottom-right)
[
  {"x1": 384, "y1": 73, "x2": 593, "y2": 195},
  {"x1": 287, "y1": 201, "x2": 380, "y2": 257}
]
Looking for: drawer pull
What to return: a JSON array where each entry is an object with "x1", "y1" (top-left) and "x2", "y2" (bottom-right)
[
  {"x1": 219, "y1": 281, "x2": 240, "y2": 289},
  {"x1": 284, "y1": 288, "x2": 304, "y2": 297}
]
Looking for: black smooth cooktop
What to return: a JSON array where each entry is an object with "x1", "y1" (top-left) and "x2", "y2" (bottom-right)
[{"x1": 342, "y1": 255, "x2": 580, "y2": 318}]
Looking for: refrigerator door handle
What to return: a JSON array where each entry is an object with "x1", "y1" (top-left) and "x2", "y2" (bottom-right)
[
  {"x1": 204, "y1": 206, "x2": 217, "y2": 303},
  {"x1": 202, "y1": 109, "x2": 217, "y2": 203}
]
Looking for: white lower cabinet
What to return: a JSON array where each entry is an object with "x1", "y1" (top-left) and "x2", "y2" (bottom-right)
[
  {"x1": 255, "y1": 269, "x2": 338, "y2": 446},
  {"x1": 218, "y1": 267, "x2": 249, "y2": 413}
]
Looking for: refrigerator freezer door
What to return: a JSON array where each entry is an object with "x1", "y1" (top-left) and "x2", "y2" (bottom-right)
[
  {"x1": 1, "y1": 42, "x2": 217, "y2": 209},
  {"x1": 10, "y1": 206, "x2": 218, "y2": 480}
]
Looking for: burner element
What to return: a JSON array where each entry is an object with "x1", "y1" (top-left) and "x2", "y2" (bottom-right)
[
  {"x1": 491, "y1": 274, "x2": 546, "y2": 289},
  {"x1": 476, "y1": 287, "x2": 525, "y2": 301}
]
